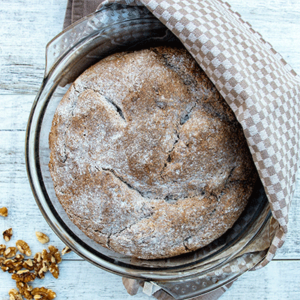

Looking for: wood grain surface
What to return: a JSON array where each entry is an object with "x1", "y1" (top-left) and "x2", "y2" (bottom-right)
[{"x1": 0, "y1": 0, "x2": 299, "y2": 299}]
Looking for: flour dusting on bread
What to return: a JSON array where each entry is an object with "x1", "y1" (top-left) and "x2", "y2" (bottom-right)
[{"x1": 49, "y1": 46, "x2": 257, "y2": 259}]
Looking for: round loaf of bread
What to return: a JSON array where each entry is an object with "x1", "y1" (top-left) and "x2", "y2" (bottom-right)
[{"x1": 49, "y1": 46, "x2": 257, "y2": 259}]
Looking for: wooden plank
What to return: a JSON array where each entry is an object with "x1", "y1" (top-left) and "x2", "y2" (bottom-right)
[
  {"x1": 0, "y1": 95, "x2": 35, "y2": 130},
  {"x1": 0, "y1": 0, "x2": 67, "y2": 95},
  {"x1": 226, "y1": 0, "x2": 300, "y2": 74},
  {"x1": 220, "y1": 260, "x2": 300, "y2": 300},
  {"x1": 0, "y1": 260, "x2": 152, "y2": 300},
  {"x1": 0, "y1": 129, "x2": 80, "y2": 260},
  {"x1": 276, "y1": 168, "x2": 300, "y2": 258},
  {"x1": 0, "y1": 260, "x2": 299, "y2": 300},
  {"x1": 0, "y1": 0, "x2": 299, "y2": 94}
]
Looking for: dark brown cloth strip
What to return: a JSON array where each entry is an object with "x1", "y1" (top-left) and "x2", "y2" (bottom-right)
[{"x1": 63, "y1": 0, "x2": 105, "y2": 28}]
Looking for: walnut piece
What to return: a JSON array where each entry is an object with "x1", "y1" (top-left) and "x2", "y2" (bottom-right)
[
  {"x1": 49, "y1": 263, "x2": 59, "y2": 279},
  {"x1": 31, "y1": 287, "x2": 56, "y2": 300},
  {"x1": 37, "y1": 261, "x2": 48, "y2": 280},
  {"x1": 1, "y1": 255, "x2": 24, "y2": 273},
  {"x1": 12, "y1": 270, "x2": 36, "y2": 282},
  {"x1": 48, "y1": 246, "x2": 62, "y2": 264},
  {"x1": 3, "y1": 228, "x2": 13, "y2": 242},
  {"x1": 16, "y1": 240, "x2": 32, "y2": 256},
  {"x1": 4, "y1": 247, "x2": 17, "y2": 258},
  {"x1": 0, "y1": 244, "x2": 6, "y2": 255},
  {"x1": 35, "y1": 232, "x2": 50, "y2": 244},
  {"x1": 42, "y1": 246, "x2": 61, "y2": 266},
  {"x1": 16, "y1": 281, "x2": 33, "y2": 300},
  {"x1": 61, "y1": 246, "x2": 71, "y2": 255},
  {"x1": 40, "y1": 246, "x2": 61, "y2": 279},
  {"x1": 23, "y1": 259, "x2": 34, "y2": 271},
  {"x1": 0, "y1": 207, "x2": 8, "y2": 217},
  {"x1": 2, "y1": 240, "x2": 61, "y2": 300},
  {"x1": 1, "y1": 259, "x2": 15, "y2": 273},
  {"x1": 8, "y1": 288, "x2": 23, "y2": 300},
  {"x1": 34, "y1": 252, "x2": 42, "y2": 263},
  {"x1": 32, "y1": 252, "x2": 46, "y2": 279}
]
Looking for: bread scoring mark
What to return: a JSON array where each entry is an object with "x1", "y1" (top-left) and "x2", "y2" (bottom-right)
[
  {"x1": 169, "y1": 130, "x2": 179, "y2": 155},
  {"x1": 94, "y1": 90, "x2": 126, "y2": 121},
  {"x1": 180, "y1": 102, "x2": 197, "y2": 125},
  {"x1": 105, "y1": 205, "x2": 155, "y2": 250},
  {"x1": 102, "y1": 168, "x2": 144, "y2": 197},
  {"x1": 160, "y1": 129, "x2": 179, "y2": 180}
]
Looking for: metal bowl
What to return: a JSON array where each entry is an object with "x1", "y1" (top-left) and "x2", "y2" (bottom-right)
[{"x1": 25, "y1": 4, "x2": 271, "y2": 299}]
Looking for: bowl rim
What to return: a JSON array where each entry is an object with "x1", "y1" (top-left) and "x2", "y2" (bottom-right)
[{"x1": 25, "y1": 3, "x2": 272, "y2": 285}]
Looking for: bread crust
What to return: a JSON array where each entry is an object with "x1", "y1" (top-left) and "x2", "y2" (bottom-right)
[{"x1": 49, "y1": 46, "x2": 257, "y2": 259}]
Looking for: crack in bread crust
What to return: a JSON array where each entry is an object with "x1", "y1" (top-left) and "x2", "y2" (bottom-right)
[
  {"x1": 49, "y1": 46, "x2": 257, "y2": 259},
  {"x1": 102, "y1": 168, "x2": 144, "y2": 197}
]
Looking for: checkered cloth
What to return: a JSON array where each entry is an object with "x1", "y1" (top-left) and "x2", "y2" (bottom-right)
[{"x1": 63, "y1": 0, "x2": 300, "y2": 298}]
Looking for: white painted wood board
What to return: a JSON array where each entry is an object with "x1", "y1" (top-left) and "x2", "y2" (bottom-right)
[
  {"x1": 0, "y1": 0, "x2": 300, "y2": 94},
  {"x1": 0, "y1": 261, "x2": 299, "y2": 300},
  {"x1": 0, "y1": 0, "x2": 299, "y2": 299}
]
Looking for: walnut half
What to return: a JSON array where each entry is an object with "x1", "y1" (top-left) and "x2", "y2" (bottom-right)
[
  {"x1": 16, "y1": 281, "x2": 33, "y2": 300},
  {"x1": 49, "y1": 263, "x2": 59, "y2": 279},
  {"x1": 42, "y1": 246, "x2": 62, "y2": 266},
  {"x1": 12, "y1": 270, "x2": 36, "y2": 283},
  {"x1": 31, "y1": 287, "x2": 56, "y2": 300},
  {"x1": 1, "y1": 255, "x2": 24, "y2": 273},
  {"x1": 3, "y1": 228, "x2": 13, "y2": 242},
  {"x1": 35, "y1": 232, "x2": 50, "y2": 244},
  {"x1": 8, "y1": 288, "x2": 23, "y2": 300},
  {"x1": 0, "y1": 244, "x2": 6, "y2": 255},
  {"x1": 16, "y1": 240, "x2": 32, "y2": 256},
  {"x1": 0, "y1": 207, "x2": 8, "y2": 217},
  {"x1": 4, "y1": 247, "x2": 17, "y2": 259},
  {"x1": 23, "y1": 259, "x2": 34, "y2": 271},
  {"x1": 48, "y1": 246, "x2": 62, "y2": 264}
]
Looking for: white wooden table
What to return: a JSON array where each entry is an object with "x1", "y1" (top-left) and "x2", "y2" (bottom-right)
[{"x1": 0, "y1": 0, "x2": 299, "y2": 299}]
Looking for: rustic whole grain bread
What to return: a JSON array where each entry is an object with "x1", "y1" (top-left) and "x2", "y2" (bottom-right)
[{"x1": 49, "y1": 46, "x2": 257, "y2": 259}]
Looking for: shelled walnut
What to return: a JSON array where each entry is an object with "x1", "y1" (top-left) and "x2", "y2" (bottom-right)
[
  {"x1": 48, "y1": 263, "x2": 59, "y2": 279},
  {"x1": 16, "y1": 282, "x2": 33, "y2": 300},
  {"x1": 35, "y1": 232, "x2": 50, "y2": 244},
  {"x1": 38, "y1": 261, "x2": 48, "y2": 280},
  {"x1": 31, "y1": 287, "x2": 56, "y2": 300},
  {"x1": 12, "y1": 270, "x2": 36, "y2": 283},
  {"x1": 1, "y1": 240, "x2": 65, "y2": 300},
  {"x1": 41, "y1": 246, "x2": 61, "y2": 279},
  {"x1": 1, "y1": 255, "x2": 24, "y2": 273},
  {"x1": 32, "y1": 252, "x2": 46, "y2": 280},
  {"x1": 23, "y1": 259, "x2": 34, "y2": 271},
  {"x1": 48, "y1": 246, "x2": 62, "y2": 264},
  {"x1": 0, "y1": 207, "x2": 8, "y2": 217},
  {"x1": 0, "y1": 244, "x2": 6, "y2": 255},
  {"x1": 16, "y1": 240, "x2": 32, "y2": 256},
  {"x1": 4, "y1": 247, "x2": 17, "y2": 259},
  {"x1": 61, "y1": 246, "x2": 71, "y2": 255},
  {"x1": 8, "y1": 288, "x2": 23, "y2": 300},
  {"x1": 3, "y1": 228, "x2": 13, "y2": 242}
]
